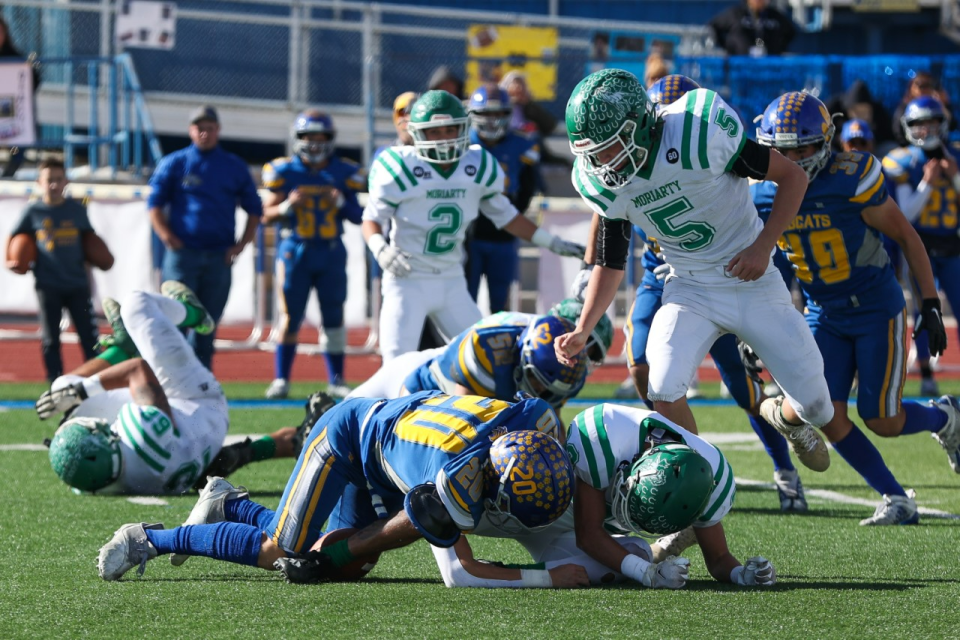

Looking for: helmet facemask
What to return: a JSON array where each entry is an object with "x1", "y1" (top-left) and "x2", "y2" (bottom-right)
[
  {"x1": 409, "y1": 119, "x2": 470, "y2": 163},
  {"x1": 903, "y1": 116, "x2": 948, "y2": 151},
  {"x1": 572, "y1": 117, "x2": 652, "y2": 190},
  {"x1": 470, "y1": 108, "x2": 511, "y2": 142},
  {"x1": 294, "y1": 134, "x2": 335, "y2": 165}
]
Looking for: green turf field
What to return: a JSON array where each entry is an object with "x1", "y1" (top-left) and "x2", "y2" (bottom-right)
[{"x1": 2, "y1": 382, "x2": 959, "y2": 639}]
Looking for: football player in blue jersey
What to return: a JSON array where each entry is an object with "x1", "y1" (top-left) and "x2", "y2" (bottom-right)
[
  {"x1": 97, "y1": 392, "x2": 576, "y2": 583},
  {"x1": 756, "y1": 91, "x2": 959, "y2": 525},
  {"x1": 401, "y1": 315, "x2": 588, "y2": 410},
  {"x1": 882, "y1": 96, "x2": 960, "y2": 397},
  {"x1": 262, "y1": 110, "x2": 366, "y2": 400},
  {"x1": 464, "y1": 84, "x2": 542, "y2": 313},
  {"x1": 589, "y1": 75, "x2": 807, "y2": 513}
]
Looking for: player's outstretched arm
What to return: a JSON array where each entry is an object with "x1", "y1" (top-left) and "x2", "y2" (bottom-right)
[
  {"x1": 695, "y1": 522, "x2": 776, "y2": 586},
  {"x1": 431, "y1": 537, "x2": 588, "y2": 588},
  {"x1": 36, "y1": 358, "x2": 170, "y2": 420},
  {"x1": 500, "y1": 213, "x2": 586, "y2": 258}
]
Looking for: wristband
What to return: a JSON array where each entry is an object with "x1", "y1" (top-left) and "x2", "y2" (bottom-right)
[
  {"x1": 323, "y1": 539, "x2": 356, "y2": 568},
  {"x1": 367, "y1": 233, "x2": 387, "y2": 255},
  {"x1": 81, "y1": 375, "x2": 105, "y2": 398},
  {"x1": 619, "y1": 553, "x2": 651, "y2": 584},
  {"x1": 520, "y1": 569, "x2": 553, "y2": 588},
  {"x1": 530, "y1": 227, "x2": 555, "y2": 249},
  {"x1": 730, "y1": 565, "x2": 745, "y2": 585},
  {"x1": 277, "y1": 200, "x2": 293, "y2": 216}
]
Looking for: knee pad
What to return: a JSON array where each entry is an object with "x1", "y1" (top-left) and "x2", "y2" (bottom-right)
[{"x1": 320, "y1": 327, "x2": 346, "y2": 354}]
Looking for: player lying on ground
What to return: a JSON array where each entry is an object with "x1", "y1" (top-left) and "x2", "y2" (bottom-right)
[
  {"x1": 36, "y1": 283, "x2": 229, "y2": 495},
  {"x1": 751, "y1": 91, "x2": 960, "y2": 525},
  {"x1": 431, "y1": 402, "x2": 774, "y2": 589},
  {"x1": 97, "y1": 392, "x2": 575, "y2": 583}
]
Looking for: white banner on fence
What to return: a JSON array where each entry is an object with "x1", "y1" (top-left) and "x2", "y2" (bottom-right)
[{"x1": 0, "y1": 63, "x2": 36, "y2": 146}]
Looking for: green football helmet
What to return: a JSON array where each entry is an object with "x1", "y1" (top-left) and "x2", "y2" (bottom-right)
[
  {"x1": 610, "y1": 442, "x2": 714, "y2": 536},
  {"x1": 549, "y1": 297, "x2": 614, "y2": 365},
  {"x1": 407, "y1": 90, "x2": 470, "y2": 163},
  {"x1": 566, "y1": 68, "x2": 660, "y2": 190},
  {"x1": 48, "y1": 417, "x2": 121, "y2": 492}
]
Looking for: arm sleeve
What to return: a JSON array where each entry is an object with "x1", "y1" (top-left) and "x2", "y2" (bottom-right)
[
  {"x1": 895, "y1": 182, "x2": 931, "y2": 223},
  {"x1": 146, "y1": 155, "x2": 175, "y2": 209},
  {"x1": 729, "y1": 139, "x2": 771, "y2": 180},
  {"x1": 430, "y1": 544, "x2": 535, "y2": 588},
  {"x1": 595, "y1": 216, "x2": 632, "y2": 270}
]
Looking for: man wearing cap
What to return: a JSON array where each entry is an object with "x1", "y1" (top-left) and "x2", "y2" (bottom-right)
[
  {"x1": 840, "y1": 119, "x2": 875, "y2": 154},
  {"x1": 147, "y1": 105, "x2": 263, "y2": 370}
]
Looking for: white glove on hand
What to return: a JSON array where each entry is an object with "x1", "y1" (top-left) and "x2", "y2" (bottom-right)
[
  {"x1": 733, "y1": 557, "x2": 777, "y2": 586},
  {"x1": 570, "y1": 265, "x2": 594, "y2": 302},
  {"x1": 550, "y1": 237, "x2": 586, "y2": 259},
  {"x1": 641, "y1": 556, "x2": 690, "y2": 589},
  {"x1": 375, "y1": 244, "x2": 413, "y2": 277},
  {"x1": 653, "y1": 263, "x2": 671, "y2": 282},
  {"x1": 36, "y1": 383, "x2": 87, "y2": 420}
]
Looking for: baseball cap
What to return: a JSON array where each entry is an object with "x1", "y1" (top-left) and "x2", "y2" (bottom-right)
[
  {"x1": 189, "y1": 105, "x2": 219, "y2": 125},
  {"x1": 841, "y1": 119, "x2": 873, "y2": 142},
  {"x1": 392, "y1": 91, "x2": 419, "y2": 125}
]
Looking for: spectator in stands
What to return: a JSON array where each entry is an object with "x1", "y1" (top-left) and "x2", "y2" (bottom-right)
[
  {"x1": 500, "y1": 70, "x2": 567, "y2": 167},
  {"x1": 825, "y1": 80, "x2": 895, "y2": 153},
  {"x1": 147, "y1": 106, "x2": 263, "y2": 371},
  {"x1": 892, "y1": 72, "x2": 956, "y2": 147},
  {"x1": 1, "y1": 16, "x2": 41, "y2": 178},
  {"x1": 644, "y1": 54, "x2": 669, "y2": 88},
  {"x1": 427, "y1": 65, "x2": 464, "y2": 99},
  {"x1": 11, "y1": 158, "x2": 100, "y2": 380},
  {"x1": 708, "y1": 0, "x2": 796, "y2": 56},
  {"x1": 840, "y1": 119, "x2": 875, "y2": 154}
]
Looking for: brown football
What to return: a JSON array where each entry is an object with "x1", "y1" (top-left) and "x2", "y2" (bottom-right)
[
  {"x1": 310, "y1": 527, "x2": 380, "y2": 581},
  {"x1": 5, "y1": 233, "x2": 37, "y2": 274},
  {"x1": 81, "y1": 231, "x2": 114, "y2": 271}
]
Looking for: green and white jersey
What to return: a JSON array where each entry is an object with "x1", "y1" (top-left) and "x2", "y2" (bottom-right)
[
  {"x1": 365, "y1": 145, "x2": 518, "y2": 277},
  {"x1": 566, "y1": 403, "x2": 735, "y2": 529},
  {"x1": 573, "y1": 89, "x2": 761, "y2": 274}
]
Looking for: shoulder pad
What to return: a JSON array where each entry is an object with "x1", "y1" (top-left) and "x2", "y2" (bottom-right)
[{"x1": 404, "y1": 484, "x2": 461, "y2": 548}]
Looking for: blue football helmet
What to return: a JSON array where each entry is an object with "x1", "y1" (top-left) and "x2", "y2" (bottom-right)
[
  {"x1": 756, "y1": 91, "x2": 835, "y2": 182},
  {"x1": 647, "y1": 74, "x2": 701, "y2": 109},
  {"x1": 484, "y1": 430, "x2": 574, "y2": 533},
  {"x1": 514, "y1": 315, "x2": 588, "y2": 408},
  {"x1": 467, "y1": 85, "x2": 512, "y2": 142},
  {"x1": 902, "y1": 96, "x2": 949, "y2": 151},
  {"x1": 293, "y1": 109, "x2": 335, "y2": 164}
]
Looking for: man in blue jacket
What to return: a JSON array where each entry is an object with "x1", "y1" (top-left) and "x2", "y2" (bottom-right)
[{"x1": 147, "y1": 105, "x2": 263, "y2": 370}]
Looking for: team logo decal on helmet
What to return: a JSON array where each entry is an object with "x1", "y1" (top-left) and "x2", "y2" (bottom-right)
[
  {"x1": 566, "y1": 69, "x2": 660, "y2": 190},
  {"x1": 484, "y1": 430, "x2": 574, "y2": 533},
  {"x1": 610, "y1": 442, "x2": 715, "y2": 536},
  {"x1": 756, "y1": 91, "x2": 835, "y2": 182}
]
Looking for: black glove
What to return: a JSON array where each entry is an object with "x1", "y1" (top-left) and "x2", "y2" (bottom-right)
[
  {"x1": 737, "y1": 339, "x2": 764, "y2": 386},
  {"x1": 274, "y1": 551, "x2": 337, "y2": 584},
  {"x1": 914, "y1": 298, "x2": 947, "y2": 357}
]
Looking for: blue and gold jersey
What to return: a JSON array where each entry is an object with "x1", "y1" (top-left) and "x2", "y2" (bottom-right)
[
  {"x1": 358, "y1": 392, "x2": 560, "y2": 531},
  {"x1": 468, "y1": 129, "x2": 540, "y2": 200},
  {"x1": 433, "y1": 324, "x2": 525, "y2": 400},
  {"x1": 882, "y1": 146, "x2": 959, "y2": 236},
  {"x1": 750, "y1": 179, "x2": 777, "y2": 225},
  {"x1": 633, "y1": 225, "x2": 665, "y2": 274},
  {"x1": 774, "y1": 151, "x2": 902, "y2": 314},
  {"x1": 262, "y1": 155, "x2": 365, "y2": 242}
]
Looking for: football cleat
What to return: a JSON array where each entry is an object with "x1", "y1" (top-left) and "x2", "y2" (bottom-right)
[
  {"x1": 98, "y1": 522, "x2": 162, "y2": 581},
  {"x1": 773, "y1": 468, "x2": 808, "y2": 513},
  {"x1": 160, "y1": 280, "x2": 215, "y2": 335},
  {"x1": 102, "y1": 298, "x2": 139, "y2": 357},
  {"x1": 759, "y1": 396, "x2": 830, "y2": 472},
  {"x1": 171, "y1": 477, "x2": 249, "y2": 566},
  {"x1": 930, "y1": 395, "x2": 960, "y2": 473},
  {"x1": 650, "y1": 526, "x2": 698, "y2": 563},
  {"x1": 265, "y1": 378, "x2": 290, "y2": 399},
  {"x1": 859, "y1": 490, "x2": 919, "y2": 526},
  {"x1": 920, "y1": 378, "x2": 940, "y2": 397}
]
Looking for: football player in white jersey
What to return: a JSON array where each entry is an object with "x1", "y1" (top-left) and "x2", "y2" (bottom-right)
[
  {"x1": 36, "y1": 282, "x2": 229, "y2": 495},
  {"x1": 363, "y1": 89, "x2": 585, "y2": 363},
  {"x1": 429, "y1": 403, "x2": 775, "y2": 589},
  {"x1": 555, "y1": 69, "x2": 834, "y2": 474}
]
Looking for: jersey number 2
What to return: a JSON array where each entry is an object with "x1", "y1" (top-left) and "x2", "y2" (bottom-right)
[
  {"x1": 645, "y1": 196, "x2": 716, "y2": 251},
  {"x1": 424, "y1": 204, "x2": 463, "y2": 255}
]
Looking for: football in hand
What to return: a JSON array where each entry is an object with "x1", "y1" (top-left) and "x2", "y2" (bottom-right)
[
  {"x1": 310, "y1": 527, "x2": 380, "y2": 581},
  {"x1": 5, "y1": 233, "x2": 37, "y2": 274},
  {"x1": 82, "y1": 232, "x2": 114, "y2": 271}
]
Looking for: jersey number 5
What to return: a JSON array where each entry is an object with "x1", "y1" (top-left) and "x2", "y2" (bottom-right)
[
  {"x1": 424, "y1": 204, "x2": 463, "y2": 255},
  {"x1": 645, "y1": 196, "x2": 716, "y2": 251}
]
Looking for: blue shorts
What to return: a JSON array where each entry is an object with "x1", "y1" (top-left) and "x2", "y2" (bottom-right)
[
  {"x1": 808, "y1": 306, "x2": 907, "y2": 421},
  {"x1": 277, "y1": 237, "x2": 347, "y2": 331}
]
